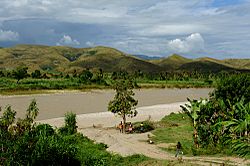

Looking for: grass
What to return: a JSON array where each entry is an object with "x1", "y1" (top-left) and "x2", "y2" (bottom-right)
[{"x1": 152, "y1": 113, "x2": 194, "y2": 156}]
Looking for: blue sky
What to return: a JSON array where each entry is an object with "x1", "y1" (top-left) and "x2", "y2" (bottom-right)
[{"x1": 0, "y1": 0, "x2": 250, "y2": 59}]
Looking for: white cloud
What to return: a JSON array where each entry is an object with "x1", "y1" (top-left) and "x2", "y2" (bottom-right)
[
  {"x1": 86, "y1": 41, "x2": 95, "y2": 47},
  {"x1": 133, "y1": 24, "x2": 209, "y2": 36},
  {"x1": 0, "y1": 29, "x2": 19, "y2": 41},
  {"x1": 56, "y1": 35, "x2": 80, "y2": 46},
  {"x1": 167, "y1": 33, "x2": 204, "y2": 53}
]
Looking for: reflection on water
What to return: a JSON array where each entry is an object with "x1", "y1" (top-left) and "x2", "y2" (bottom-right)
[{"x1": 0, "y1": 88, "x2": 212, "y2": 120}]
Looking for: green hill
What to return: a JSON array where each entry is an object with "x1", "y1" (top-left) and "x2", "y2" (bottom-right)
[
  {"x1": 223, "y1": 59, "x2": 250, "y2": 69},
  {"x1": 0, "y1": 45, "x2": 249, "y2": 73},
  {"x1": 0, "y1": 45, "x2": 162, "y2": 73},
  {"x1": 150, "y1": 54, "x2": 192, "y2": 70}
]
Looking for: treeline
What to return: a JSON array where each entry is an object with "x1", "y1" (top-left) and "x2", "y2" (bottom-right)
[
  {"x1": 0, "y1": 66, "x2": 249, "y2": 92},
  {"x1": 0, "y1": 67, "x2": 106, "y2": 84},
  {"x1": 182, "y1": 74, "x2": 250, "y2": 157}
]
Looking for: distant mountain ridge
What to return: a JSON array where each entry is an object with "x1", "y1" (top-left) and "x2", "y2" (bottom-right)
[
  {"x1": 133, "y1": 54, "x2": 161, "y2": 60},
  {"x1": 0, "y1": 44, "x2": 249, "y2": 73}
]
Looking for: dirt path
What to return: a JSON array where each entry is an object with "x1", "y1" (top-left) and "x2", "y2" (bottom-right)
[{"x1": 79, "y1": 127, "x2": 250, "y2": 166}]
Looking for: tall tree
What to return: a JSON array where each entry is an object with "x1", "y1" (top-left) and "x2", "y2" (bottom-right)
[{"x1": 108, "y1": 79, "x2": 138, "y2": 132}]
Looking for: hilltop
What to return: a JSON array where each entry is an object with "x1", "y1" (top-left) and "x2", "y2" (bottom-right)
[
  {"x1": 150, "y1": 54, "x2": 192, "y2": 70},
  {"x1": 0, "y1": 44, "x2": 249, "y2": 73}
]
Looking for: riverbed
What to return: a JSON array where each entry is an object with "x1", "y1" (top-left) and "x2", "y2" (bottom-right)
[{"x1": 0, "y1": 88, "x2": 212, "y2": 120}]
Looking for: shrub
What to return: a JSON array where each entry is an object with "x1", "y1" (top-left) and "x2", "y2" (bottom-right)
[
  {"x1": 34, "y1": 124, "x2": 54, "y2": 137},
  {"x1": 59, "y1": 112, "x2": 77, "y2": 135},
  {"x1": 133, "y1": 120, "x2": 155, "y2": 133}
]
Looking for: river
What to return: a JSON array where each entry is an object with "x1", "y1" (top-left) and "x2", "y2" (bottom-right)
[{"x1": 0, "y1": 88, "x2": 212, "y2": 120}]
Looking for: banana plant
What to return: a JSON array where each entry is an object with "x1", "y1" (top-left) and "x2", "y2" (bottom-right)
[
  {"x1": 181, "y1": 98, "x2": 208, "y2": 148},
  {"x1": 216, "y1": 101, "x2": 250, "y2": 156}
]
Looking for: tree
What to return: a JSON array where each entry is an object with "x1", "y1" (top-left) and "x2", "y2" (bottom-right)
[
  {"x1": 212, "y1": 74, "x2": 250, "y2": 106},
  {"x1": 79, "y1": 70, "x2": 93, "y2": 82},
  {"x1": 31, "y1": 70, "x2": 42, "y2": 78},
  {"x1": 12, "y1": 67, "x2": 29, "y2": 83},
  {"x1": 108, "y1": 79, "x2": 138, "y2": 132}
]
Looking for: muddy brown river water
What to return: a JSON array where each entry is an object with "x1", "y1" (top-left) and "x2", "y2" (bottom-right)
[{"x1": 0, "y1": 88, "x2": 212, "y2": 120}]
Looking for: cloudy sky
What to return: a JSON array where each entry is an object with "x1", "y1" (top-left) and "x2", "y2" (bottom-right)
[{"x1": 0, "y1": 0, "x2": 250, "y2": 59}]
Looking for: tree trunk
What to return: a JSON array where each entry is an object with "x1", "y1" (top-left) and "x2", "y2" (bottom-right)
[
  {"x1": 122, "y1": 111, "x2": 126, "y2": 133},
  {"x1": 193, "y1": 128, "x2": 199, "y2": 148}
]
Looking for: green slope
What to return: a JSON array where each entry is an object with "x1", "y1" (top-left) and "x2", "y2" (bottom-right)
[
  {"x1": 0, "y1": 45, "x2": 162, "y2": 73},
  {"x1": 0, "y1": 45, "x2": 249, "y2": 73},
  {"x1": 223, "y1": 59, "x2": 250, "y2": 70},
  {"x1": 150, "y1": 54, "x2": 192, "y2": 70},
  {"x1": 179, "y1": 60, "x2": 236, "y2": 73}
]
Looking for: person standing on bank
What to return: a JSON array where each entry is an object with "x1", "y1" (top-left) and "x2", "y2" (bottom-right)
[
  {"x1": 119, "y1": 121, "x2": 123, "y2": 133},
  {"x1": 175, "y1": 141, "x2": 183, "y2": 157}
]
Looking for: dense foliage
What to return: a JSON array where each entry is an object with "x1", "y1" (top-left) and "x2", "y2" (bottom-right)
[{"x1": 182, "y1": 74, "x2": 250, "y2": 157}]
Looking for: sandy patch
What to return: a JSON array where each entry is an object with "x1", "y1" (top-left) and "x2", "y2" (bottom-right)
[{"x1": 37, "y1": 101, "x2": 186, "y2": 128}]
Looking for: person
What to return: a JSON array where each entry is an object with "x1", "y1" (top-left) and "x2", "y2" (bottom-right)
[
  {"x1": 128, "y1": 123, "x2": 133, "y2": 133},
  {"x1": 140, "y1": 122, "x2": 144, "y2": 133},
  {"x1": 118, "y1": 121, "x2": 123, "y2": 133},
  {"x1": 175, "y1": 142, "x2": 183, "y2": 157}
]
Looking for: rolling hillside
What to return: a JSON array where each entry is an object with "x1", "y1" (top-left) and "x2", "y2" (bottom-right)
[
  {"x1": 223, "y1": 59, "x2": 250, "y2": 69},
  {"x1": 0, "y1": 44, "x2": 249, "y2": 73},
  {"x1": 150, "y1": 54, "x2": 250, "y2": 72},
  {"x1": 0, "y1": 45, "x2": 162, "y2": 73},
  {"x1": 150, "y1": 54, "x2": 192, "y2": 70}
]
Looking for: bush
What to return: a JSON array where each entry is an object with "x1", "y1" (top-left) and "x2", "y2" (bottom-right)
[
  {"x1": 31, "y1": 135, "x2": 80, "y2": 166},
  {"x1": 34, "y1": 124, "x2": 54, "y2": 137},
  {"x1": 133, "y1": 120, "x2": 155, "y2": 133},
  {"x1": 59, "y1": 112, "x2": 77, "y2": 135}
]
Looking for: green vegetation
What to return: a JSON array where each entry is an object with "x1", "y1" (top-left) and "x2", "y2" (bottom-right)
[
  {"x1": 1, "y1": 66, "x2": 249, "y2": 94},
  {"x1": 152, "y1": 74, "x2": 250, "y2": 159},
  {"x1": 182, "y1": 74, "x2": 249, "y2": 158}
]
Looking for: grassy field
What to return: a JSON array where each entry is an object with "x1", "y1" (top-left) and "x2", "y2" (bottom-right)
[{"x1": 152, "y1": 113, "x2": 194, "y2": 156}]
